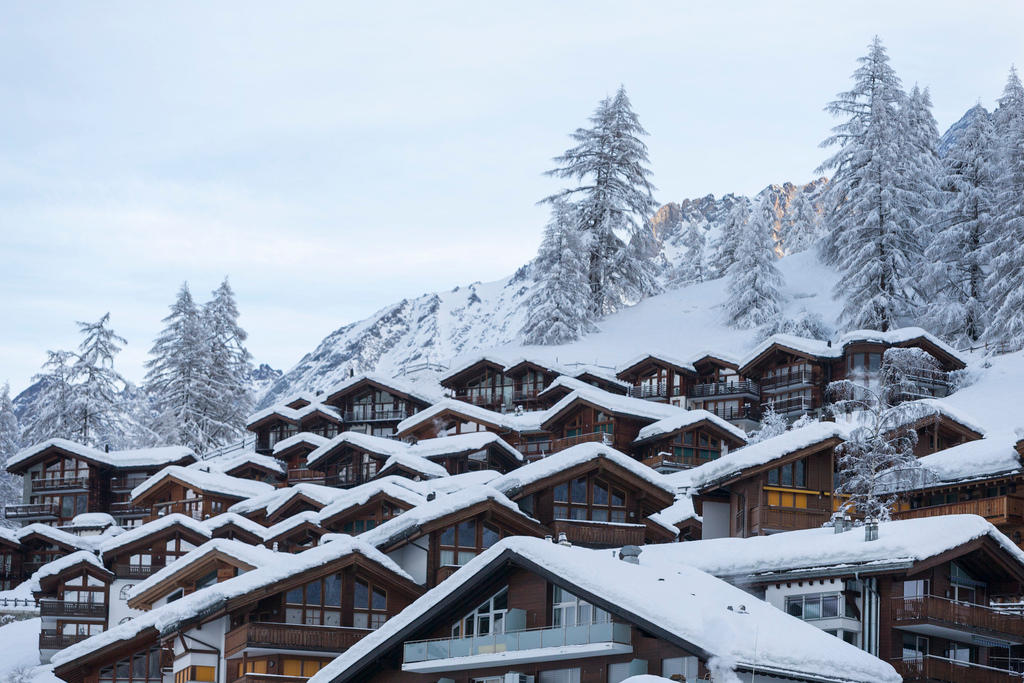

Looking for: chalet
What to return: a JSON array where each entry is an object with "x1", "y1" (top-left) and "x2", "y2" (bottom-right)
[
  {"x1": 305, "y1": 433, "x2": 443, "y2": 488},
  {"x1": 126, "y1": 539, "x2": 279, "y2": 611},
  {"x1": 640, "y1": 515, "x2": 1024, "y2": 683},
  {"x1": 359, "y1": 485, "x2": 550, "y2": 587},
  {"x1": 306, "y1": 536, "x2": 900, "y2": 683},
  {"x1": 614, "y1": 353, "x2": 696, "y2": 402},
  {"x1": 439, "y1": 356, "x2": 511, "y2": 412},
  {"x1": 372, "y1": 451, "x2": 449, "y2": 482},
  {"x1": 273, "y1": 433, "x2": 332, "y2": 485},
  {"x1": 491, "y1": 443, "x2": 678, "y2": 547},
  {"x1": 683, "y1": 422, "x2": 852, "y2": 538},
  {"x1": 4, "y1": 439, "x2": 196, "y2": 528},
  {"x1": 130, "y1": 466, "x2": 274, "y2": 523},
  {"x1": 855, "y1": 398, "x2": 985, "y2": 457},
  {"x1": 17, "y1": 523, "x2": 99, "y2": 581},
  {"x1": 98, "y1": 514, "x2": 212, "y2": 626},
  {"x1": 0, "y1": 527, "x2": 21, "y2": 590},
  {"x1": 262, "y1": 484, "x2": 342, "y2": 525},
  {"x1": 630, "y1": 410, "x2": 748, "y2": 473},
  {"x1": 502, "y1": 359, "x2": 563, "y2": 410},
  {"x1": 317, "y1": 478, "x2": 426, "y2": 536},
  {"x1": 682, "y1": 351, "x2": 762, "y2": 430},
  {"x1": 892, "y1": 434, "x2": 1024, "y2": 547},
  {"x1": 33, "y1": 551, "x2": 113, "y2": 663},
  {"x1": 190, "y1": 451, "x2": 286, "y2": 486},
  {"x1": 320, "y1": 374, "x2": 438, "y2": 439},
  {"x1": 203, "y1": 513, "x2": 268, "y2": 546},
  {"x1": 736, "y1": 327, "x2": 968, "y2": 421},
  {"x1": 260, "y1": 511, "x2": 327, "y2": 553},
  {"x1": 51, "y1": 536, "x2": 423, "y2": 683}
]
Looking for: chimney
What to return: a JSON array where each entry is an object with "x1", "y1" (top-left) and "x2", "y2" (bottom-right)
[
  {"x1": 544, "y1": 534, "x2": 553, "y2": 543},
  {"x1": 557, "y1": 532, "x2": 571, "y2": 547},
  {"x1": 620, "y1": 545, "x2": 642, "y2": 564},
  {"x1": 426, "y1": 491, "x2": 436, "y2": 501},
  {"x1": 831, "y1": 512, "x2": 851, "y2": 534},
  {"x1": 864, "y1": 518, "x2": 879, "y2": 542}
]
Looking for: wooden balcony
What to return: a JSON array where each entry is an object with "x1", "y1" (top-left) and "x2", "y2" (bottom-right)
[
  {"x1": 895, "y1": 496, "x2": 1024, "y2": 526},
  {"x1": 641, "y1": 452, "x2": 708, "y2": 472},
  {"x1": 750, "y1": 505, "x2": 831, "y2": 533},
  {"x1": 550, "y1": 431, "x2": 612, "y2": 453},
  {"x1": 40, "y1": 631, "x2": 92, "y2": 650},
  {"x1": 113, "y1": 563, "x2": 163, "y2": 579},
  {"x1": 892, "y1": 655, "x2": 1024, "y2": 683},
  {"x1": 343, "y1": 408, "x2": 409, "y2": 423},
  {"x1": 760, "y1": 370, "x2": 814, "y2": 393},
  {"x1": 689, "y1": 379, "x2": 760, "y2": 399},
  {"x1": 551, "y1": 519, "x2": 646, "y2": 548},
  {"x1": 519, "y1": 440, "x2": 552, "y2": 459},
  {"x1": 110, "y1": 476, "x2": 150, "y2": 492},
  {"x1": 39, "y1": 599, "x2": 107, "y2": 619},
  {"x1": 224, "y1": 622, "x2": 371, "y2": 657},
  {"x1": 763, "y1": 395, "x2": 814, "y2": 416},
  {"x1": 152, "y1": 499, "x2": 205, "y2": 520},
  {"x1": 110, "y1": 501, "x2": 150, "y2": 517},
  {"x1": 30, "y1": 476, "x2": 91, "y2": 493},
  {"x1": 287, "y1": 468, "x2": 326, "y2": 485},
  {"x1": 4, "y1": 503, "x2": 59, "y2": 520},
  {"x1": 892, "y1": 595, "x2": 1024, "y2": 640},
  {"x1": 626, "y1": 382, "x2": 671, "y2": 400}
]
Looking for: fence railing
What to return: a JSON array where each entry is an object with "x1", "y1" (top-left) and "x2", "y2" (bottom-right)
[
  {"x1": 40, "y1": 631, "x2": 92, "y2": 650},
  {"x1": 4, "y1": 503, "x2": 60, "y2": 519},
  {"x1": 760, "y1": 370, "x2": 814, "y2": 392},
  {"x1": 30, "y1": 476, "x2": 91, "y2": 493},
  {"x1": 892, "y1": 595, "x2": 1024, "y2": 638},
  {"x1": 689, "y1": 379, "x2": 760, "y2": 399},
  {"x1": 39, "y1": 599, "x2": 107, "y2": 619},
  {"x1": 763, "y1": 395, "x2": 813, "y2": 415},
  {"x1": 550, "y1": 431, "x2": 612, "y2": 453},
  {"x1": 895, "y1": 496, "x2": 1024, "y2": 524},
  {"x1": 892, "y1": 655, "x2": 1024, "y2": 682},
  {"x1": 0, "y1": 597, "x2": 39, "y2": 610},
  {"x1": 224, "y1": 622, "x2": 371, "y2": 657},
  {"x1": 626, "y1": 382, "x2": 669, "y2": 400},
  {"x1": 343, "y1": 408, "x2": 409, "y2": 423}
]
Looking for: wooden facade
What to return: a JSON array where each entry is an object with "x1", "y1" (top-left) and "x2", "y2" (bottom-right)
[
  {"x1": 633, "y1": 418, "x2": 747, "y2": 473},
  {"x1": 101, "y1": 520, "x2": 210, "y2": 582},
  {"x1": 322, "y1": 377, "x2": 435, "y2": 440},
  {"x1": 439, "y1": 358, "x2": 510, "y2": 412},
  {"x1": 131, "y1": 476, "x2": 245, "y2": 523},
  {"x1": 540, "y1": 398, "x2": 650, "y2": 456},
  {"x1": 34, "y1": 557, "x2": 113, "y2": 659},
  {"x1": 319, "y1": 492, "x2": 416, "y2": 537},
  {"x1": 614, "y1": 355, "x2": 695, "y2": 403}
]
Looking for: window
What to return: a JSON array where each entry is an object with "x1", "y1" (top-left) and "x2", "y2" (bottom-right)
[
  {"x1": 785, "y1": 593, "x2": 845, "y2": 621},
  {"x1": 452, "y1": 587, "x2": 507, "y2": 638},
  {"x1": 766, "y1": 459, "x2": 807, "y2": 490},
  {"x1": 174, "y1": 666, "x2": 214, "y2": 683},
  {"x1": 285, "y1": 574, "x2": 342, "y2": 626},
  {"x1": 439, "y1": 519, "x2": 501, "y2": 566},
  {"x1": 662, "y1": 657, "x2": 699, "y2": 681},
  {"x1": 539, "y1": 669, "x2": 581, "y2": 683},
  {"x1": 353, "y1": 578, "x2": 387, "y2": 629},
  {"x1": 903, "y1": 579, "x2": 929, "y2": 599},
  {"x1": 950, "y1": 562, "x2": 985, "y2": 604},
  {"x1": 98, "y1": 645, "x2": 163, "y2": 683},
  {"x1": 553, "y1": 476, "x2": 627, "y2": 523},
  {"x1": 281, "y1": 659, "x2": 330, "y2": 677},
  {"x1": 552, "y1": 586, "x2": 609, "y2": 627},
  {"x1": 119, "y1": 585, "x2": 134, "y2": 600}
]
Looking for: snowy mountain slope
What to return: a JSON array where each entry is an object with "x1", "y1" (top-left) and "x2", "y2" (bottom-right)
[{"x1": 937, "y1": 104, "x2": 990, "y2": 158}]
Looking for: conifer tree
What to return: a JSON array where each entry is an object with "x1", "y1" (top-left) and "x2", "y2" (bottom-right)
[
  {"x1": 725, "y1": 195, "x2": 784, "y2": 329},
  {"x1": 672, "y1": 220, "x2": 708, "y2": 286},
  {"x1": 985, "y1": 67, "x2": 1024, "y2": 348},
  {"x1": 923, "y1": 106, "x2": 998, "y2": 344},
  {"x1": 202, "y1": 278, "x2": 254, "y2": 445},
  {"x1": 0, "y1": 383, "x2": 22, "y2": 527},
  {"x1": 711, "y1": 198, "x2": 751, "y2": 277},
  {"x1": 543, "y1": 85, "x2": 659, "y2": 317},
  {"x1": 21, "y1": 350, "x2": 78, "y2": 444},
  {"x1": 818, "y1": 37, "x2": 921, "y2": 330},
  {"x1": 70, "y1": 313, "x2": 127, "y2": 446},
  {"x1": 780, "y1": 188, "x2": 821, "y2": 254},
  {"x1": 522, "y1": 200, "x2": 594, "y2": 344}
]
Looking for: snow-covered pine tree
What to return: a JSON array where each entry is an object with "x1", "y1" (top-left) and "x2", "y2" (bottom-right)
[
  {"x1": 522, "y1": 200, "x2": 594, "y2": 345},
  {"x1": 671, "y1": 219, "x2": 708, "y2": 286},
  {"x1": 923, "y1": 106, "x2": 998, "y2": 344},
  {"x1": 779, "y1": 186, "x2": 821, "y2": 254},
  {"x1": 21, "y1": 349, "x2": 79, "y2": 445},
  {"x1": 0, "y1": 383, "x2": 22, "y2": 527},
  {"x1": 725, "y1": 194, "x2": 784, "y2": 329},
  {"x1": 817, "y1": 37, "x2": 921, "y2": 330},
  {"x1": 902, "y1": 85, "x2": 942, "y2": 253},
  {"x1": 985, "y1": 67, "x2": 1024, "y2": 348},
  {"x1": 144, "y1": 283, "x2": 218, "y2": 452},
  {"x1": 749, "y1": 402, "x2": 787, "y2": 444},
  {"x1": 543, "y1": 85, "x2": 660, "y2": 317},
  {"x1": 710, "y1": 198, "x2": 751, "y2": 278},
  {"x1": 202, "y1": 278, "x2": 254, "y2": 446},
  {"x1": 70, "y1": 313, "x2": 128, "y2": 446},
  {"x1": 829, "y1": 348, "x2": 926, "y2": 521}
]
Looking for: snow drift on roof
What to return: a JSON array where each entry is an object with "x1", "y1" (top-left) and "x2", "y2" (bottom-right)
[
  {"x1": 28, "y1": 550, "x2": 109, "y2": 593},
  {"x1": 307, "y1": 536, "x2": 899, "y2": 683},
  {"x1": 649, "y1": 494, "x2": 700, "y2": 527},
  {"x1": 8, "y1": 438, "x2": 194, "y2": 471},
  {"x1": 379, "y1": 452, "x2": 449, "y2": 479},
  {"x1": 17, "y1": 523, "x2": 100, "y2": 551},
  {"x1": 271, "y1": 432, "x2": 331, "y2": 455},
  {"x1": 100, "y1": 514, "x2": 211, "y2": 555},
  {"x1": 191, "y1": 450, "x2": 285, "y2": 475},
  {"x1": 263, "y1": 484, "x2": 343, "y2": 518},
  {"x1": 912, "y1": 433, "x2": 1022, "y2": 485},
  {"x1": 396, "y1": 398, "x2": 547, "y2": 434},
  {"x1": 543, "y1": 386, "x2": 686, "y2": 426},
  {"x1": 262, "y1": 510, "x2": 324, "y2": 541},
  {"x1": 317, "y1": 478, "x2": 426, "y2": 522},
  {"x1": 64, "y1": 513, "x2": 118, "y2": 529},
  {"x1": 202, "y1": 512, "x2": 268, "y2": 537},
  {"x1": 131, "y1": 466, "x2": 274, "y2": 502},
  {"x1": 638, "y1": 515, "x2": 1024, "y2": 580},
  {"x1": 415, "y1": 470, "x2": 501, "y2": 495},
  {"x1": 634, "y1": 408, "x2": 748, "y2": 444},
  {"x1": 128, "y1": 539, "x2": 278, "y2": 603},
  {"x1": 325, "y1": 372, "x2": 442, "y2": 405},
  {"x1": 492, "y1": 443, "x2": 673, "y2": 496},
  {"x1": 439, "y1": 355, "x2": 510, "y2": 383}
]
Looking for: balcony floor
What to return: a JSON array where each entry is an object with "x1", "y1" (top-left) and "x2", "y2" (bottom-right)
[
  {"x1": 401, "y1": 641, "x2": 633, "y2": 673},
  {"x1": 893, "y1": 621, "x2": 1024, "y2": 646}
]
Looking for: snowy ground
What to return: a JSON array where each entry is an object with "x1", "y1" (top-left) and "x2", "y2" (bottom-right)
[
  {"x1": 941, "y1": 349, "x2": 1024, "y2": 434},
  {"x1": 0, "y1": 617, "x2": 60, "y2": 683}
]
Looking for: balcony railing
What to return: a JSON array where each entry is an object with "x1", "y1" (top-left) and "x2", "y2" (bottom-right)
[
  {"x1": 113, "y1": 563, "x2": 163, "y2": 579},
  {"x1": 641, "y1": 452, "x2": 711, "y2": 471},
  {"x1": 224, "y1": 622, "x2": 371, "y2": 657},
  {"x1": 232, "y1": 675, "x2": 307, "y2": 683},
  {"x1": 110, "y1": 476, "x2": 150, "y2": 492},
  {"x1": 550, "y1": 431, "x2": 612, "y2": 453},
  {"x1": 40, "y1": 631, "x2": 92, "y2": 650},
  {"x1": 4, "y1": 503, "x2": 60, "y2": 520},
  {"x1": 750, "y1": 505, "x2": 831, "y2": 532},
  {"x1": 895, "y1": 496, "x2": 1024, "y2": 525},
  {"x1": 30, "y1": 476, "x2": 91, "y2": 493},
  {"x1": 519, "y1": 440, "x2": 552, "y2": 459},
  {"x1": 760, "y1": 370, "x2": 814, "y2": 393},
  {"x1": 689, "y1": 379, "x2": 760, "y2": 399},
  {"x1": 763, "y1": 395, "x2": 814, "y2": 416},
  {"x1": 343, "y1": 408, "x2": 409, "y2": 423},
  {"x1": 110, "y1": 501, "x2": 150, "y2": 517},
  {"x1": 287, "y1": 468, "x2": 326, "y2": 484},
  {"x1": 551, "y1": 519, "x2": 646, "y2": 547},
  {"x1": 39, "y1": 599, "x2": 107, "y2": 619},
  {"x1": 892, "y1": 595, "x2": 1024, "y2": 639},
  {"x1": 700, "y1": 404, "x2": 761, "y2": 422},
  {"x1": 403, "y1": 621, "x2": 632, "y2": 665},
  {"x1": 626, "y1": 382, "x2": 669, "y2": 400},
  {"x1": 892, "y1": 655, "x2": 1024, "y2": 683},
  {"x1": 452, "y1": 390, "x2": 507, "y2": 407},
  {"x1": 153, "y1": 499, "x2": 205, "y2": 520}
]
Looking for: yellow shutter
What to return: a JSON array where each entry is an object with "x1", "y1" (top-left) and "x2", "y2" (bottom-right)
[{"x1": 282, "y1": 660, "x2": 302, "y2": 677}]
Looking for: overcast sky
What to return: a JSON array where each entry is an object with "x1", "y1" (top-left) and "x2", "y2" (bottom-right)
[{"x1": 1, "y1": 1, "x2": 1022, "y2": 393}]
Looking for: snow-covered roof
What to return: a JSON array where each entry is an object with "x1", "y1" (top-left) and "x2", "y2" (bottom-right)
[
  {"x1": 649, "y1": 494, "x2": 701, "y2": 528},
  {"x1": 128, "y1": 539, "x2": 279, "y2": 604},
  {"x1": 616, "y1": 352, "x2": 696, "y2": 376},
  {"x1": 570, "y1": 365, "x2": 631, "y2": 389},
  {"x1": 29, "y1": 550, "x2": 109, "y2": 592},
  {"x1": 906, "y1": 433, "x2": 1023, "y2": 487},
  {"x1": 638, "y1": 515, "x2": 1024, "y2": 581},
  {"x1": 131, "y1": 465, "x2": 275, "y2": 502},
  {"x1": 307, "y1": 536, "x2": 899, "y2": 683},
  {"x1": 245, "y1": 401, "x2": 341, "y2": 430},
  {"x1": 191, "y1": 450, "x2": 285, "y2": 476},
  {"x1": 838, "y1": 327, "x2": 966, "y2": 366},
  {"x1": 675, "y1": 422, "x2": 851, "y2": 492},
  {"x1": 687, "y1": 349, "x2": 742, "y2": 367},
  {"x1": 324, "y1": 372, "x2": 442, "y2": 405},
  {"x1": 439, "y1": 354, "x2": 509, "y2": 384},
  {"x1": 63, "y1": 513, "x2": 118, "y2": 530},
  {"x1": 415, "y1": 469, "x2": 502, "y2": 495},
  {"x1": 378, "y1": 451, "x2": 449, "y2": 479},
  {"x1": 492, "y1": 443, "x2": 674, "y2": 497},
  {"x1": 202, "y1": 512, "x2": 268, "y2": 538},
  {"x1": 263, "y1": 483, "x2": 342, "y2": 518},
  {"x1": 359, "y1": 485, "x2": 538, "y2": 551},
  {"x1": 634, "y1": 408, "x2": 748, "y2": 444},
  {"x1": 305, "y1": 431, "x2": 406, "y2": 468},
  {"x1": 395, "y1": 398, "x2": 546, "y2": 435},
  {"x1": 17, "y1": 523, "x2": 100, "y2": 551},
  {"x1": 271, "y1": 432, "x2": 331, "y2": 455},
  {"x1": 52, "y1": 535, "x2": 413, "y2": 668},
  {"x1": 411, "y1": 432, "x2": 523, "y2": 461},
  {"x1": 7, "y1": 438, "x2": 195, "y2": 472},
  {"x1": 833, "y1": 398, "x2": 986, "y2": 437},
  {"x1": 261, "y1": 510, "x2": 324, "y2": 541},
  {"x1": 99, "y1": 514, "x2": 211, "y2": 555},
  {"x1": 317, "y1": 478, "x2": 426, "y2": 523},
  {"x1": 542, "y1": 386, "x2": 686, "y2": 427}
]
